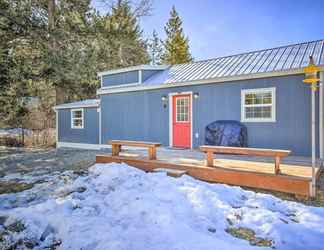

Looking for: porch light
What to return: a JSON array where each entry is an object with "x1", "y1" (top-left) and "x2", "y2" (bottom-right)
[
  {"x1": 161, "y1": 95, "x2": 167, "y2": 102},
  {"x1": 303, "y1": 56, "x2": 320, "y2": 197},
  {"x1": 303, "y1": 56, "x2": 320, "y2": 91},
  {"x1": 193, "y1": 92, "x2": 199, "y2": 99}
]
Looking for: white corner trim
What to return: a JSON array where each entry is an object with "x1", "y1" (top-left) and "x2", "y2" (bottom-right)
[
  {"x1": 241, "y1": 87, "x2": 276, "y2": 123},
  {"x1": 96, "y1": 68, "x2": 314, "y2": 96},
  {"x1": 98, "y1": 106, "x2": 102, "y2": 145},
  {"x1": 71, "y1": 108, "x2": 84, "y2": 129},
  {"x1": 55, "y1": 110, "x2": 58, "y2": 145},
  {"x1": 97, "y1": 65, "x2": 169, "y2": 77},
  {"x1": 138, "y1": 70, "x2": 143, "y2": 84},
  {"x1": 57, "y1": 142, "x2": 110, "y2": 150},
  {"x1": 168, "y1": 91, "x2": 193, "y2": 149}
]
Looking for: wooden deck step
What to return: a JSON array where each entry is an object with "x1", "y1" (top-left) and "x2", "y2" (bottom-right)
[{"x1": 153, "y1": 168, "x2": 187, "y2": 178}]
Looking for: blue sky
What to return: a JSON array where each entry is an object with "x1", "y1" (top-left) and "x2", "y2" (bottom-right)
[{"x1": 93, "y1": 0, "x2": 324, "y2": 61}]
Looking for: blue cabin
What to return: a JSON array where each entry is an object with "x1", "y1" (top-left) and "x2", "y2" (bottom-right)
[{"x1": 54, "y1": 39, "x2": 324, "y2": 156}]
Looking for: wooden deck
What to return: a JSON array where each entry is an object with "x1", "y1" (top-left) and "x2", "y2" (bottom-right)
[{"x1": 96, "y1": 149, "x2": 321, "y2": 197}]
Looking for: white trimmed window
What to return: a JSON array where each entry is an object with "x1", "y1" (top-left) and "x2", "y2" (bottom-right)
[
  {"x1": 241, "y1": 87, "x2": 276, "y2": 122},
  {"x1": 176, "y1": 96, "x2": 190, "y2": 122},
  {"x1": 71, "y1": 109, "x2": 84, "y2": 129}
]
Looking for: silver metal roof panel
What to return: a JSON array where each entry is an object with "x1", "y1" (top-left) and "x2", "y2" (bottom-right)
[{"x1": 142, "y1": 39, "x2": 324, "y2": 86}]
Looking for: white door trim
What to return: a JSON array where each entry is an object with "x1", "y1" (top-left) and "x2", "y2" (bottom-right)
[{"x1": 168, "y1": 91, "x2": 193, "y2": 149}]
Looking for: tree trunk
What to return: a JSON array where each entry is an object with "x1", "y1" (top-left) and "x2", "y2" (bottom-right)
[
  {"x1": 48, "y1": 0, "x2": 55, "y2": 33},
  {"x1": 48, "y1": 0, "x2": 64, "y2": 105},
  {"x1": 55, "y1": 86, "x2": 65, "y2": 105}
]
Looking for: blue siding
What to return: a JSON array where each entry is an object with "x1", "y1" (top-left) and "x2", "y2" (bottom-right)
[
  {"x1": 102, "y1": 71, "x2": 138, "y2": 87},
  {"x1": 58, "y1": 107, "x2": 99, "y2": 144},
  {"x1": 101, "y1": 74, "x2": 319, "y2": 156}
]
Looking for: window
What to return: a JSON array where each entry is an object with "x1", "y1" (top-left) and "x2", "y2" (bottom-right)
[
  {"x1": 176, "y1": 96, "x2": 190, "y2": 122},
  {"x1": 241, "y1": 87, "x2": 276, "y2": 122},
  {"x1": 71, "y1": 109, "x2": 84, "y2": 129}
]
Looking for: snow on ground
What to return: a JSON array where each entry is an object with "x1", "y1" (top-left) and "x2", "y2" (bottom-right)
[
  {"x1": 0, "y1": 128, "x2": 31, "y2": 136},
  {"x1": 1, "y1": 163, "x2": 324, "y2": 250}
]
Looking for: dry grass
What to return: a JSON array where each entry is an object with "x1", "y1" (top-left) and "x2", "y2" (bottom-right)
[
  {"x1": 225, "y1": 227, "x2": 273, "y2": 247},
  {"x1": 24, "y1": 128, "x2": 56, "y2": 148},
  {"x1": 0, "y1": 128, "x2": 56, "y2": 148}
]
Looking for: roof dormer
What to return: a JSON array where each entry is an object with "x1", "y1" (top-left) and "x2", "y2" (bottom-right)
[{"x1": 98, "y1": 65, "x2": 168, "y2": 89}]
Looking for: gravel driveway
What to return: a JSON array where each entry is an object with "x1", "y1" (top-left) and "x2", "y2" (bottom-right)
[{"x1": 0, "y1": 146, "x2": 109, "y2": 195}]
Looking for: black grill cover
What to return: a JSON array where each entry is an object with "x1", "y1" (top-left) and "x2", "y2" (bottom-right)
[{"x1": 205, "y1": 120, "x2": 247, "y2": 147}]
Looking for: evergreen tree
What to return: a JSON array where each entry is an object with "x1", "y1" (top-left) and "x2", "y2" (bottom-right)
[
  {"x1": 148, "y1": 29, "x2": 163, "y2": 65},
  {"x1": 0, "y1": 0, "x2": 43, "y2": 130},
  {"x1": 162, "y1": 6, "x2": 192, "y2": 65},
  {"x1": 94, "y1": 0, "x2": 149, "y2": 70},
  {"x1": 0, "y1": 0, "x2": 152, "y2": 134}
]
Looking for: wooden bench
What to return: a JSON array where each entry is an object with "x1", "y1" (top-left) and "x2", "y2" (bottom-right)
[
  {"x1": 199, "y1": 145, "x2": 291, "y2": 175},
  {"x1": 108, "y1": 140, "x2": 161, "y2": 160}
]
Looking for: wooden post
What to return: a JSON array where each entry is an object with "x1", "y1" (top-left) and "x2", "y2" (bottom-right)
[
  {"x1": 148, "y1": 147, "x2": 156, "y2": 160},
  {"x1": 275, "y1": 156, "x2": 281, "y2": 174},
  {"x1": 206, "y1": 151, "x2": 214, "y2": 167},
  {"x1": 112, "y1": 144, "x2": 121, "y2": 156},
  {"x1": 311, "y1": 85, "x2": 316, "y2": 197}
]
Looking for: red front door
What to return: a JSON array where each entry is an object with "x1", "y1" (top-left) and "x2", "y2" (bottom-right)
[{"x1": 172, "y1": 94, "x2": 191, "y2": 148}]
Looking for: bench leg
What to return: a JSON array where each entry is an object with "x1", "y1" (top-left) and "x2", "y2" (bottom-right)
[
  {"x1": 206, "y1": 151, "x2": 214, "y2": 167},
  {"x1": 275, "y1": 156, "x2": 281, "y2": 174},
  {"x1": 112, "y1": 145, "x2": 121, "y2": 156},
  {"x1": 148, "y1": 147, "x2": 156, "y2": 160}
]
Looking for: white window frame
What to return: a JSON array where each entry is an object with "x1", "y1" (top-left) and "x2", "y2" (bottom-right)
[
  {"x1": 71, "y1": 108, "x2": 84, "y2": 129},
  {"x1": 241, "y1": 87, "x2": 276, "y2": 122}
]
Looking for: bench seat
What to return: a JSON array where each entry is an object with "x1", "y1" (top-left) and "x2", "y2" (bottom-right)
[
  {"x1": 108, "y1": 140, "x2": 161, "y2": 160},
  {"x1": 199, "y1": 145, "x2": 291, "y2": 175}
]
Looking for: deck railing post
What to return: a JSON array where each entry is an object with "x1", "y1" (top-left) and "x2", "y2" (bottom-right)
[
  {"x1": 275, "y1": 156, "x2": 281, "y2": 175},
  {"x1": 206, "y1": 151, "x2": 214, "y2": 167},
  {"x1": 311, "y1": 86, "x2": 316, "y2": 197}
]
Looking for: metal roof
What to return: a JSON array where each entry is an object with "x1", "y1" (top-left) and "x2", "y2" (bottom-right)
[
  {"x1": 54, "y1": 99, "x2": 100, "y2": 110},
  {"x1": 143, "y1": 39, "x2": 324, "y2": 85}
]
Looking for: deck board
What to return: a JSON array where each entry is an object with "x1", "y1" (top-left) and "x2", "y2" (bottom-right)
[
  {"x1": 96, "y1": 149, "x2": 321, "y2": 197},
  {"x1": 142, "y1": 153, "x2": 319, "y2": 178}
]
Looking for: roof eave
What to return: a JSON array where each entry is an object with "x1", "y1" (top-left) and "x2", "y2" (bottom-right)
[
  {"x1": 53, "y1": 100, "x2": 100, "y2": 111},
  {"x1": 97, "y1": 67, "x2": 324, "y2": 95}
]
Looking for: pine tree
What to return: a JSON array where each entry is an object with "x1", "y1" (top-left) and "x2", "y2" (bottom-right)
[
  {"x1": 95, "y1": 0, "x2": 150, "y2": 69},
  {"x1": 0, "y1": 0, "x2": 152, "y2": 134},
  {"x1": 0, "y1": 0, "x2": 41, "y2": 131},
  {"x1": 162, "y1": 6, "x2": 192, "y2": 65},
  {"x1": 148, "y1": 30, "x2": 163, "y2": 65}
]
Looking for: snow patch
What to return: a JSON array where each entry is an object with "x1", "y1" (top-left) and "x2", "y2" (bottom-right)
[{"x1": 1, "y1": 163, "x2": 324, "y2": 250}]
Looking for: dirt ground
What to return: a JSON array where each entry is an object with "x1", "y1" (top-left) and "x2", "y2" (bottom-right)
[
  {"x1": 0, "y1": 147, "x2": 102, "y2": 176},
  {"x1": 0, "y1": 146, "x2": 108, "y2": 195}
]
